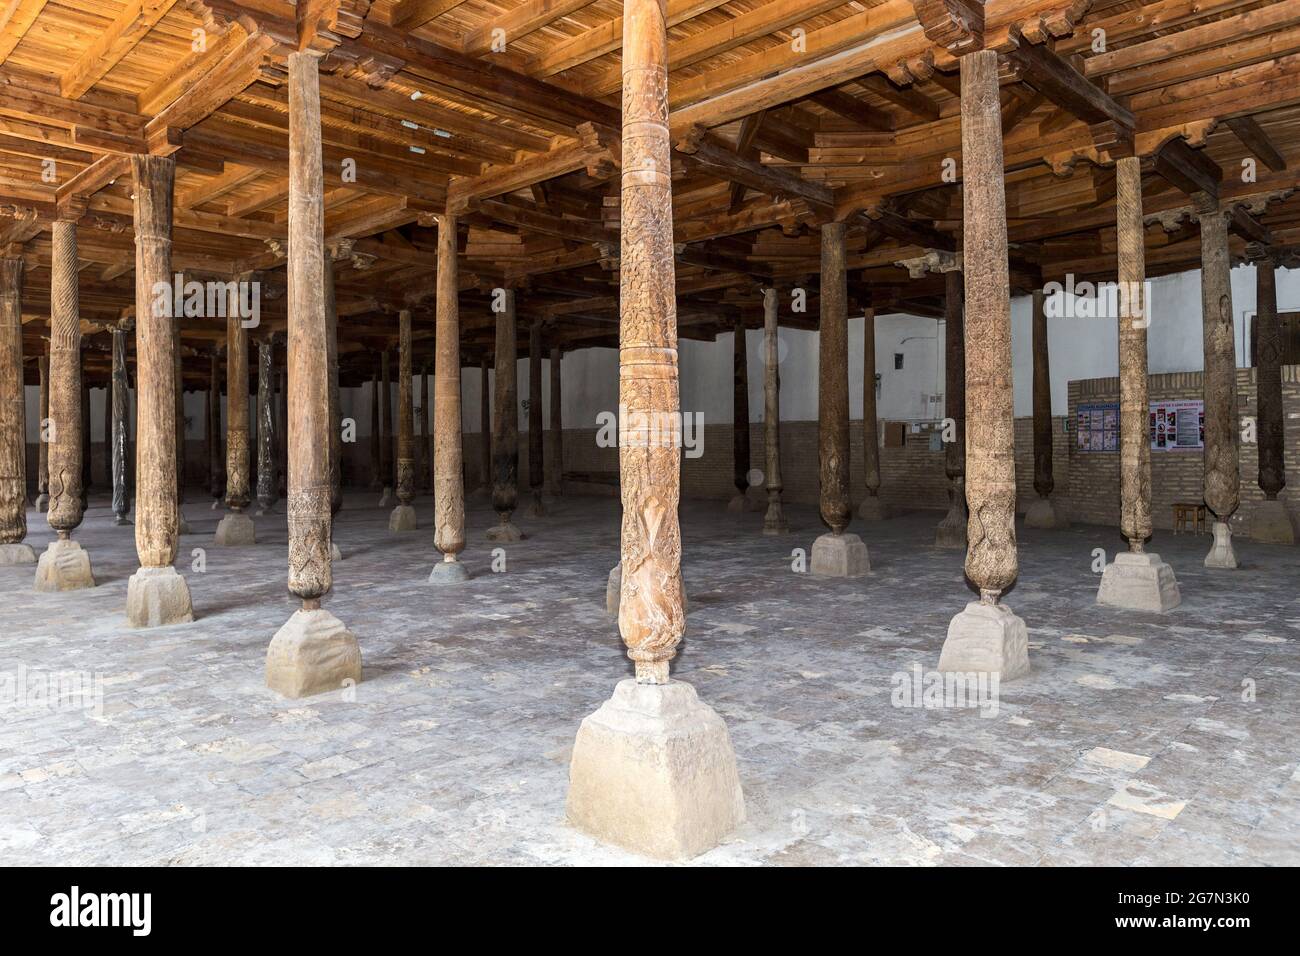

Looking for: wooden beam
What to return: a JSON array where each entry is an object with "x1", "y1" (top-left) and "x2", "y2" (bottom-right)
[
  {"x1": 1153, "y1": 137, "x2": 1222, "y2": 197},
  {"x1": 1229, "y1": 205, "x2": 1271, "y2": 246},
  {"x1": 445, "y1": 129, "x2": 610, "y2": 214},
  {"x1": 728, "y1": 109, "x2": 766, "y2": 212},
  {"x1": 810, "y1": 89, "x2": 895, "y2": 132},
  {"x1": 1007, "y1": 40, "x2": 1134, "y2": 129},
  {"x1": 675, "y1": 124, "x2": 834, "y2": 213},
  {"x1": 1225, "y1": 116, "x2": 1287, "y2": 172},
  {"x1": 859, "y1": 74, "x2": 940, "y2": 122},
  {"x1": 387, "y1": 0, "x2": 472, "y2": 31}
]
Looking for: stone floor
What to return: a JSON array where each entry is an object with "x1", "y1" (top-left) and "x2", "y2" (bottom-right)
[{"x1": 2, "y1": 489, "x2": 1297, "y2": 866}]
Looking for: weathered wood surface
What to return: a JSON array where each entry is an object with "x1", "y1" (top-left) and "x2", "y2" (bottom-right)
[
  {"x1": 528, "y1": 318, "x2": 544, "y2": 506},
  {"x1": 491, "y1": 289, "x2": 519, "y2": 523},
  {"x1": 818, "y1": 221, "x2": 850, "y2": 536},
  {"x1": 1116, "y1": 156, "x2": 1153, "y2": 550},
  {"x1": 762, "y1": 286, "x2": 787, "y2": 534},
  {"x1": 0, "y1": 258, "x2": 24, "y2": 545},
  {"x1": 732, "y1": 313, "x2": 750, "y2": 497},
  {"x1": 433, "y1": 213, "x2": 466, "y2": 561},
  {"x1": 46, "y1": 220, "x2": 83, "y2": 539},
  {"x1": 1030, "y1": 289, "x2": 1053, "y2": 500},
  {"x1": 1255, "y1": 255, "x2": 1285, "y2": 501},
  {"x1": 224, "y1": 286, "x2": 251, "y2": 513},
  {"x1": 861, "y1": 305, "x2": 880, "y2": 501},
  {"x1": 1195, "y1": 194, "x2": 1240, "y2": 523},
  {"x1": 396, "y1": 308, "x2": 415, "y2": 507}
]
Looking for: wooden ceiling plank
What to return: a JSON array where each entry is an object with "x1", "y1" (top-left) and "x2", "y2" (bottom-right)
[
  {"x1": 388, "y1": 0, "x2": 473, "y2": 31},
  {"x1": 0, "y1": 0, "x2": 48, "y2": 66},
  {"x1": 462, "y1": 0, "x2": 601, "y2": 57},
  {"x1": 61, "y1": 0, "x2": 181, "y2": 100},
  {"x1": 528, "y1": 0, "x2": 731, "y2": 76}
]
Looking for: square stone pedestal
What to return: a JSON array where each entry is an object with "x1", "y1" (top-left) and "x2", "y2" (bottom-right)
[
  {"x1": 34, "y1": 538, "x2": 95, "y2": 592},
  {"x1": 126, "y1": 566, "x2": 194, "y2": 627},
  {"x1": 265, "y1": 608, "x2": 362, "y2": 699},
  {"x1": 856, "y1": 495, "x2": 891, "y2": 522},
  {"x1": 0, "y1": 543, "x2": 37, "y2": 565},
  {"x1": 485, "y1": 519, "x2": 524, "y2": 542},
  {"x1": 214, "y1": 512, "x2": 256, "y2": 546},
  {"x1": 388, "y1": 504, "x2": 417, "y2": 532},
  {"x1": 938, "y1": 600, "x2": 1030, "y2": 681},
  {"x1": 1249, "y1": 498, "x2": 1295, "y2": 545},
  {"x1": 1096, "y1": 551, "x2": 1181, "y2": 613},
  {"x1": 428, "y1": 556, "x2": 470, "y2": 585},
  {"x1": 1204, "y1": 521, "x2": 1238, "y2": 569},
  {"x1": 1024, "y1": 495, "x2": 1068, "y2": 529},
  {"x1": 810, "y1": 532, "x2": 869, "y2": 577},
  {"x1": 567, "y1": 679, "x2": 745, "y2": 860}
]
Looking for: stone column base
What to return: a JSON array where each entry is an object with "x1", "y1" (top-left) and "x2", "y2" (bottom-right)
[
  {"x1": 528, "y1": 492, "x2": 547, "y2": 518},
  {"x1": 34, "y1": 493, "x2": 48, "y2": 512},
  {"x1": 1096, "y1": 551, "x2": 1181, "y2": 612},
  {"x1": 0, "y1": 542, "x2": 37, "y2": 565},
  {"x1": 377, "y1": 486, "x2": 392, "y2": 508},
  {"x1": 725, "y1": 493, "x2": 746, "y2": 514},
  {"x1": 265, "y1": 608, "x2": 362, "y2": 699},
  {"x1": 762, "y1": 503, "x2": 789, "y2": 535},
  {"x1": 486, "y1": 520, "x2": 525, "y2": 542},
  {"x1": 856, "y1": 494, "x2": 891, "y2": 522},
  {"x1": 1204, "y1": 520, "x2": 1238, "y2": 569},
  {"x1": 428, "y1": 556, "x2": 470, "y2": 584},
  {"x1": 810, "y1": 532, "x2": 869, "y2": 576},
  {"x1": 566, "y1": 679, "x2": 745, "y2": 860},
  {"x1": 1249, "y1": 498, "x2": 1295, "y2": 544},
  {"x1": 126, "y1": 566, "x2": 195, "y2": 627},
  {"x1": 214, "y1": 512, "x2": 256, "y2": 546},
  {"x1": 606, "y1": 562, "x2": 621, "y2": 615},
  {"x1": 744, "y1": 486, "x2": 766, "y2": 512},
  {"x1": 1024, "y1": 495, "x2": 1068, "y2": 529},
  {"x1": 34, "y1": 539, "x2": 96, "y2": 591},
  {"x1": 388, "y1": 504, "x2": 417, "y2": 531},
  {"x1": 935, "y1": 504, "x2": 966, "y2": 549},
  {"x1": 938, "y1": 600, "x2": 1030, "y2": 681}
]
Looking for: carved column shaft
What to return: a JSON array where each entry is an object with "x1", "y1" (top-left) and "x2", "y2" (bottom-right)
[
  {"x1": 131, "y1": 156, "x2": 177, "y2": 565},
  {"x1": 818, "y1": 221, "x2": 851, "y2": 535},
  {"x1": 380, "y1": 348, "x2": 392, "y2": 489},
  {"x1": 207, "y1": 353, "x2": 222, "y2": 500},
  {"x1": 174, "y1": 313, "x2": 185, "y2": 513},
  {"x1": 0, "y1": 258, "x2": 25, "y2": 544},
  {"x1": 492, "y1": 291, "x2": 519, "y2": 520},
  {"x1": 762, "y1": 287, "x2": 787, "y2": 533},
  {"x1": 368, "y1": 371, "x2": 380, "y2": 489},
  {"x1": 80, "y1": 382, "x2": 91, "y2": 497},
  {"x1": 433, "y1": 213, "x2": 466, "y2": 560},
  {"x1": 944, "y1": 270, "x2": 965, "y2": 492},
  {"x1": 417, "y1": 361, "x2": 428, "y2": 492},
  {"x1": 256, "y1": 339, "x2": 276, "y2": 511},
  {"x1": 111, "y1": 328, "x2": 130, "y2": 522},
  {"x1": 396, "y1": 309, "x2": 415, "y2": 506},
  {"x1": 1255, "y1": 256, "x2": 1284, "y2": 500},
  {"x1": 732, "y1": 315, "x2": 750, "y2": 495},
  {"x1": 618, "y1": 0, "x2": 684, "y2": 683},
  {"x1": 47, "y1": 220, "x2": 84, "y2": 537},
  {"x1": 324, "y1": 255, "x2": 342, "y2": 517},
  {"x1": 224, "y1": 286, "x2": 250, "y2": 512},
  {"x1": 102, "y1": 375, "x2": 112, "y2": 488},
  {"x1": 861, "y1": 306, "x2": 881, "y2": 498},
  {"x1": 1197, "y1": 197, "x2": 1239, "y2": 522},
  {"x1": 37, "y1": 348, "x2": 48, "y2": 500},
  {"x1": 547, "y1": 347, "x2": 562, "y2": 494},
  {"x1": 285, "y1": 51, "x2": 332, "y2": 603},
  {"x1": 479, "y1": 356, "x2": 491, "y2": 488},
  {"x1": 528, "y1": 319, "x2": 544, "y2": 502},
  {"x1": 1116, "y1": 156, "x2": 1152, "y2": 548},
  {"x1": 960, "y1": 49, "x2": 1017, "y2": 598},
  {"x1": 1031, "y1": 289, "x2": 1054, "y2": 499}
]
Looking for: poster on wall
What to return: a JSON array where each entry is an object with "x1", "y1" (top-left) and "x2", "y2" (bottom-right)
[
  {"x1": 1149, "y1": 399, "x2": 1204, "y2": 451},
  {"x1": 1076, "y1": 402, "x2": 1119, "y2": 452}
]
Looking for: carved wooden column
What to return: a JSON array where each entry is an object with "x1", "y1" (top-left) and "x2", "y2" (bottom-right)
[
  {"x1": 174, "y1": 321, "x2": 189, "y2": 535},
  {"x1": 478, "y1": 356, "x2": 491, "y2": 494},
  {"x1": 417, "y1": 361, "x2": 429, "y2": 493},
  {"x1": 102, "y1": 376, "x2": 112, "y2": 489},
  {"x1": 1250, "y1": 253, "x2": 1293, "y2": 543},
  {"x1": 36, "y1": 219, "x2": 95, "y2": 590},
  {"x1": 546, "y1": 346, "x2": 563, "y2": 496},
  {"x1": 858, "y1": 305, "x2": 888, "y2": 521},
  {"x1": 111, "y1": 324, "x2": 131, "y2": 525},
  {"x1": 0, "y1": 257, "x2": 34, "y2": 564},
  {"x1": 390, "y1": 308, "x2": 417, "y2": 530},
  {"x1": 487, "y1": 289, "x2": 523, "y2": 540},
  {"x1": 761, "y1": 286, "x2": 788, "y2": 534},
  {"x1": 324, "y1": 252, "x2": 343, "y2": 560},
  {"x1": 208, "y1": 351, "x2": 222, "y2": 507},
  {"x1": 1025, "y1": 289, "x2": 1066, "y2": 527},
  {"x1": 276, "y1": 365, "x2": 287, "y2": 498},
  {"x1": 810, "y1": 222, "x2": 867, "y2": 575},
  {"x1": 527, "y1": 318, "x2": 546, "y2": 517},
  {"x1": 123, "y1": 154, "x2": 193, "y2": 622},
  {"x1": 726, "y1": 314, "x2": 753, "y2": 514},
  {"x1": 1098, "y1": 156, "x2": 1180, "y2": 610},
  {"x1": 368, "y1": 370, "x2": 381, "y2": 491},
  {"x1": 215, "y1": 280, "x2": 255, "y2": 545},
  {"x1": 567, "y1": 0, "x2": 743, "y2": 860},
  {"x1": 35, "y1": 346, "x2": 48, "y2": 512},
  {"x1": 80, "y1": 382, "x2": 91, "y2": 503},
  {"x1": 935, "y1": 270, "x2": 966, "y2": 547},
  {"x1": 378, "y1": 347, "x2": 393, "y2": 505},
  {"x1": 266, "y1": 51, "x2": 360, "y2": 698},
  {"x1": 429, "y1": 212, "x2": 468, "y2": 583},
  {"x1": 1196, "y1": 195, "x2": 1241, "y2": 568},
  {"x1": 255, "y1": 337, "x2": 277, "y2": 514},
  {"x1": 938, "y1": 49, "x2": 1028, "y2": 679}
]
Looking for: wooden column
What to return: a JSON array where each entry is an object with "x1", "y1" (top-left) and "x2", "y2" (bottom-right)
[
  {"x1": 173, "y1": 315, "x2": 186, "y2": 530},
  {"x1": 1116, "y1": 157, "x2": 1152, "y2": 552},
  {"x1": 818, "y1": 221, "x2": 851, "y2": 536},
  {"x1": 276, "y1": 365, "x2": 287, "y2": 497},
  {"x1": 44, "y1": 219, "x2": 87, "y2": 545},
  {"x1": 368, "y1": 370, "x2": 381, "y2": 490},
  {"x1": 0, "y1": 257, "x2": 31, "y2": 560},
  {"x1": 101, "y1": 379, "x2": 111, "y2": 487},
  {"x1": 417, "y1": 361, "x2": 428, "y2": 492},
  {"x1": 546, "y1": 347, "x2": 562, "y2": 496},
  {"x1": 81, "y1": 382, "x2": 91, "y2": 502},
  {"x1": 936, "y1": 270, "x2": 967, "y2": 547},
  {"x1": 391, "y1": 308, "x2": 416, "y2": 529},
  {"x1": 111, "y1": 325, "x2": 131, "y2": 525},
  {"x1": 208, "y1": 351, "x2": 222, "y2": 505},
  {"x1": 761, "y1": 286, "x2": 788, "y2": 534},
  {"x1": 255, "y1": 337, "x2": 277, "y2": 513},
  {"x1": 323, "y1": 254, "x2": 342, "y2": 526},
  {"x1": 1196, "y1": 194, "x2": 1241, "y2": 567},
  {"x1": 527, "y1": 318, "x2": 545, "y2": 516},
  {"x1": 479, "y1": 356, "x2": 491, "y2": 492},
  {"x1": 223, "y1": 286, "x2": 251, "y2": 514},
  {"x1": 1256, "y1": 255, "x2": 1286, "y2": 501},
  {"x1": 36, "y1": 346, "x2": 48, "y2": 511},
  {"x1": 380, "y1": 347, "x2": 393, "y2": 497},
  {"x1": 1025, "y1": 288, "x2": 1065, "y2": 527},
  {"x1": 858, "y1": 305, "x2": 884, "y2": 519},
  {"x1": 487, "y1": 289, "x2": 522, "y2": 539},
  {"x1": 728, "y1": 314, "x2": 751, "y2": 512},
  {"x1": 959, "y1": 50, "x2": 1017, "y2": 604},
  {"x1": 431, "y1": 212, "x2": 468, "y2": 580},
  {"x1": 267, "y1": 51, "x2": 358, "y2": 697}
]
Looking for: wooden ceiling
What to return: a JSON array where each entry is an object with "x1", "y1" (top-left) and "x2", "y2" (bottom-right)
[{"x1": 2, "y1": 0, "x2": 1298, "y2": 387}]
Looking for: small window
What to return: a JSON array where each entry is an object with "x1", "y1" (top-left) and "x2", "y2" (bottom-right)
[{"x1": 894, "y1": 353, "x2": 904, "y2": 370}]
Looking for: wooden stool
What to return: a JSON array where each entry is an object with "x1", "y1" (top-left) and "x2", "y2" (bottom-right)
[{"x1": 1173, "y1": 502, "x2": 1206, "y2": 534}]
